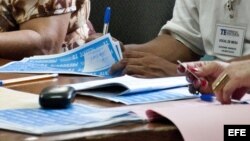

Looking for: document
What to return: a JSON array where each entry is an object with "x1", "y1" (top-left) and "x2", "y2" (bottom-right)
[
  {"x1": 0, "y1": 34, "x2": 121, "y2": 77},
  {"x1": 0, "y1": 87, "x2": 144, "y2": 135},
  {"x1": 0, "y1": 104, "x2": 143, "y2": 135},
  {"x1": 131, "y1": 95, "x2": 250, "y2": 141},
  {"x1": 68, "y1": 75, "x2": 197, "y2": 105},
  {"x1": 0, "y1": 87, "x2": 39, "y2": 109}
]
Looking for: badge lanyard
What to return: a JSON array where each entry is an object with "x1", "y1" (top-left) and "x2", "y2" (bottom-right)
[
  {"x1": 225, "y1": 0, "x2": 236, "y2": 19},
  {"x1": 213, "y1": 0, "x2": 246, "y2": 57}
]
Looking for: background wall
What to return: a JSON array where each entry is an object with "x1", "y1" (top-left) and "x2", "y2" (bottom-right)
[{"x1": 89, "y1": 0, "x2": 176, "y2": 44}]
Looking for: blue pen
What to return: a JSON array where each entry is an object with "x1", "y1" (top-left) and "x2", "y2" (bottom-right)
[
  {"x1": 200, "y1": 94, "x2": 214, "y2": 102},
  {"x1": 103, "y1": 7, "x2": 111, "y2": 35},
  {"x1": 200, "y1": 93, "x2": 249, "y2": 104}
]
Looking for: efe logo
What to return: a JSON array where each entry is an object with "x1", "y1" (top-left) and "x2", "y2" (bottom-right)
[{"x1": 224, "y1": 125, "x2": 250, "y2": 141}]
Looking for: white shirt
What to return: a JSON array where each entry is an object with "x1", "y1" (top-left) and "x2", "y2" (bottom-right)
[{"x1": 160, "y1": 0, "x2": 250, "y2": 61}]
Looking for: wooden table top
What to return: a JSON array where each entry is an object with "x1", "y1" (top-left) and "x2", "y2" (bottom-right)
[{"x1": 0, "y1": 59, "x2": 183, "y2": 141}]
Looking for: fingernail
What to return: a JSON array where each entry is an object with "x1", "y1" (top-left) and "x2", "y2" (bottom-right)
[
  {"x1": 121, "y1": 59, "x2": 127, "y2": 64},
  {"x1": 186, "y1": 73, "x2": 196, "y2": 83},
  {"x1": 177, "y1": 65, "x2": 186, "y2": 74},
  {"x1": 193, "y1": 79, "x2": 201, "y2": 88},
  {"x1": 187, "y1": 65, "x2": 199, "y2": 73},
  {"x1": 146, "y1": 110, "x2": 166, "y2": 122},
  {"x1": 188, "y1": 84, "x2": 199, "y2": 94},
  {"x1": 200, "y1": 79, "x2": 208, "y2": 88}
]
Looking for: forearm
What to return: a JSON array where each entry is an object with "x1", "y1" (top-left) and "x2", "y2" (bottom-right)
[
  {"x1": 229, "y1": 55, "x2": 250, "y2": 62},
  {"x1": 0, "y1": 14, "x2": 70, "y2": 60},
  {"x1": 125, "y1": 34, "x2": 200, "y2": 63},
  {"x1": 0, "y1": 30, "x2": 53, "y2": 60}
]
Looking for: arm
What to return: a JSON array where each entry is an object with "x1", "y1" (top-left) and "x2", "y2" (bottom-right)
[
  {"x1": 0, "y1": 13, "x2": 70, "y2": 60},
  {"x1": 110, "y1": 0, "x2": 202, "y2": 77},
  {"x1": 125, "y1": 33, "x2": 200, "y2": 63},
  {"x1": 110, "y1": 33, "x2": 200, "y2": 77},
  {"x1": 229, "y1": 55, "x2": 250, "y2": 62}
]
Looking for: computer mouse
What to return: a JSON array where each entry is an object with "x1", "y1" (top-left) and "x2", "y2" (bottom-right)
[{"x1": 39, "y1": 86, "x2": 76, "y2": 109}]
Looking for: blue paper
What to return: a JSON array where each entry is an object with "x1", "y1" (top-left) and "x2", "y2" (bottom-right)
[
  {"x1": 0, "y1": 104, "x2": 143, "y2": 134},
  {"x1": 0, "y1": 34, "x2": 121, "y2": 77},
  {"x1": 79, "y1": 87, "x2": 198, "y2": 105}
]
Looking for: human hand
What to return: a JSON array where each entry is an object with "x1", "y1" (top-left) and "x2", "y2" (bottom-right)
[
  {"x1": 178, "y1": 61, "x2": 229, "y2": 94},
  {"x1": 85, "y1": 33, "x2": 103, "y2": 42},
  {"x1": 86, "y1": 33, "x2": 124, "y2": 51},
  {"x1": 213, "y1": 60, "x2": 250, "y2": 104},
  {"x1": 86, "y1": 33, "x2": 123, "y2": 47},
  {"x1": 110, "y1": 50, "x2": 177, "y2": 78}
]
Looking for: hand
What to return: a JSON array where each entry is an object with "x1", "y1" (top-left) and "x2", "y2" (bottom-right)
[
  {"x1": 178, "y1": 61, "x2": 228, "y2": 94},
  {"x1": 213, "y1": 60, "x2": 250, "y2": 104},
  {"x1": 86, "y1": 33, "x2": 124, "y2": 51},
  {"x1": 110, "y1": 50, "x2": 177, "y2": 78},
  {"x1": 85, "y1": 33, "x2": 103, "y2": 42}
]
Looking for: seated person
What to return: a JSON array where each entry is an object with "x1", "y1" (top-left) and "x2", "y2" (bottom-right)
[
  {"x1": 110, "y1": 0, "x2": 250, "y2": 78},
  {"x1": 0, "y1": 0, "x2": 95, "y2": 60}
]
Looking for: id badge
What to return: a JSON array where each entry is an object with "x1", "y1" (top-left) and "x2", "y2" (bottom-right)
[{"x1": 214, "y1": 24, "x2": 246, "y2": 57}]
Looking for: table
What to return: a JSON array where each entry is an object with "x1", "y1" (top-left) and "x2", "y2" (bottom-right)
[{"x1": 0, "y1": 59, "x2": 183, "y2": 141}]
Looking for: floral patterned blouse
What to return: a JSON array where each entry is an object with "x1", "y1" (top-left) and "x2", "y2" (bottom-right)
[{"x1": 0, "y1": 0, "x2": 92, "y2": 51}]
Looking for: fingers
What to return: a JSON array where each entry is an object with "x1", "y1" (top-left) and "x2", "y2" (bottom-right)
[
  {"x1": 177, "y1": 61, "x2": 205, "y2": 75},
  {"x1": 119, "y1": 42, "x2": 125, "y2": 52},
  {"x1": 86, "y1": 33, "x2": 103, "y2": 43},
  {"x1": 221, "y1": 79, "x2": 237, "y2": 104},
  {"x1": 213, "y1": 73, "x2": 231, "y2": 104},
  {"x1": 109, "y1": 51, "x2": 149, "y2": 77},
  {"x1": 231, "y1": 88, "x2": 248, "y2": 100},
  {"x1": 178, "y1": 62, "x2": 210, "y2": 94},
  {"x1": 194, "y1": 61, "x2": 220, "y2": 77},
  {"x1": 121, "y1": 65, "x2": 146, "y2": 76},
  {"x1": 179, "y1": 61, "x2": 227, "y2": 94},
  {"x1": 109, "y1": 60, "x2": 127, "y2": 76},
  {"x1": 123, "y1": 50, "x2": 149, "y2": 58},
  {"x1": 109, "y1": 57, "x2": 146, "y2": 76},
  {"x1": 214, "y1": 75, "x2": 247, "y2": 104}
]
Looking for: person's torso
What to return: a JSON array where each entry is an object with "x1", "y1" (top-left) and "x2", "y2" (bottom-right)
[
  {"x1": 0, "y1": 0, "x2": 90, "y2": 51},
  {"x1": 197, "y1": 0, "x2": 250, "y2": 60}
]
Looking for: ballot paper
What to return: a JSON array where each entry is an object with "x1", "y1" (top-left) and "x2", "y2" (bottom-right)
[
  {"x1": 0, "y1": 104, "x2": 143, "y2": 135},
  {"x1": 0, "y1": 34, "x2": 121, "y2": 77},
  {"x1": 0, "y1": 87, "x2": 143, "y2": 135},
  {"x1": 69, "y1": 75, "x2": 197, "y2": 105}
]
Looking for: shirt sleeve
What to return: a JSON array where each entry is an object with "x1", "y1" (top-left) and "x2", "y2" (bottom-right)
[
  {"x1": 12, "y1": 0, "x2": 77, "y2": 24},
  {"x1": 159, "y1": 0, "x2": 205, "y2": 55}
]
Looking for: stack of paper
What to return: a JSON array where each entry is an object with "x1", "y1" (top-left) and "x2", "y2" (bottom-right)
[
  {"x1": 0, "y1": 87, "x2": 143, "y2": 135},
  {"x1": 140, "y1": 97, "x2": 250, "y2": 141},
  {"x1": 0, "y1": 34, "x2": 122, "y2": 77},
  {"x1": 68, "y1": 75, "x2": 198, "y2": 105},
  {"x1": 0, "y1": 104, "x2": 143, "y2": 135}
]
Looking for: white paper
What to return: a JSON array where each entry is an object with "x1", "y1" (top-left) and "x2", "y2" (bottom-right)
[
  {"x1": 68, "y1": 75, "x2": 195, "y2": 105},
  {"x1": 0, "y1": 87, "x2": 39, "y2": 109},
  {"x1": 69, "y1": 75, "x2": 189, "y2": 94}
]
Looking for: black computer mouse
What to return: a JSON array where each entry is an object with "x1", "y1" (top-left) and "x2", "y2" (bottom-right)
[{"x1": 39, "y1": 86, "x2": 76, "y2": 109}]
